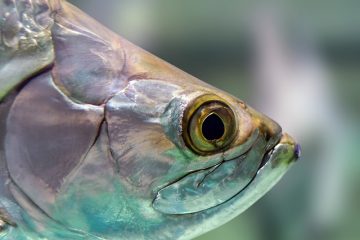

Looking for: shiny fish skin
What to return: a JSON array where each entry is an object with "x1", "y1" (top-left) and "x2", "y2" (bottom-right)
[{"x1": 0, "y1": 1, "x2": 299, "y2": 239}]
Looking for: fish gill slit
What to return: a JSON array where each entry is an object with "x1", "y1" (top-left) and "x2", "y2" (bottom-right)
[
  {"x1": 103, "y1": 115, "x2": 119, "y2": 173},
  {"x1": 59, "y1": 114, "x2": 106, "y2": 190}
]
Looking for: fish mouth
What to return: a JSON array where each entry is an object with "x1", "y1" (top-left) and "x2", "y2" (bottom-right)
[
  {"x1": 258, "y1": 133, "x2": 283, "y2": 169},
  {"x1": 153, "y1": 133, "x2": 299, "y2": 215},
  {"x1": 255, "y1": 133, "x2": 300, "y2": 178},
  {"x1": 251, "y1": 132, "x2": 300, "y2": 184}
]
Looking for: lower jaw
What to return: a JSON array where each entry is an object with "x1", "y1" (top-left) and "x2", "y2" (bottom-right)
[{"x1": 212, "y1": 133, "x2": 298, "y2": 209}]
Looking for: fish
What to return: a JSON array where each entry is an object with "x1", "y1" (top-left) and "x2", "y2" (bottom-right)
[{"x1": 0, "y1": 0, "x2": 300, "y2": 239}]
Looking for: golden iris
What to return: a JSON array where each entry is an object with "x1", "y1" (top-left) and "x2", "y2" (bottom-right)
[{"x1": 183, "y1": 94, "x2": 237, "y2": 154}]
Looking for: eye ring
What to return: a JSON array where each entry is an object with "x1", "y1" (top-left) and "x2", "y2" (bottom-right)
[{"x1": 182, "y1": 94, "x2": 237, "y2": 155}]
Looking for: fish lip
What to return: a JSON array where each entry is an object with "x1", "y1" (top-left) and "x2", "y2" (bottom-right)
[
  {"x1": 294, "y1": 144, "x2": 302, "y2": 160},
  {"x1": 258, "y1": 133, "x2": 300, "y2": 172},
  {"x1": 258, "y1": 148, "x2": 273, "y2": 170},
  {"x1": 258, "y1": 134, "x2": 282, "y2": 169}
]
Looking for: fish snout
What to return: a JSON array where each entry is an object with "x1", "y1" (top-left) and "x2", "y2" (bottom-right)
[
  {"x1": 278, "y1": 133, "x2": 302, "y2": 161},
  {"x1": 245, "y1": 106, "x2": 300, "y2": 161},
  {"x1": 246, "y1": 106, "x2": 282, "y2": 148}
]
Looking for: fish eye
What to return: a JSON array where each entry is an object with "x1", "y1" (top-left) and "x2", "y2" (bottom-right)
[
  {"x1": 202, "y1": 113, "x2": 225, "y2": 141},
  {"x1": 183, "y1": 95, "x2": 237, "y2": 154}
]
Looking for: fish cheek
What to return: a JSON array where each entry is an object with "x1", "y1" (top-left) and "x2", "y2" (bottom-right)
[{"x1": 105, "y1": 96, "x2": 175, "y2": 197}]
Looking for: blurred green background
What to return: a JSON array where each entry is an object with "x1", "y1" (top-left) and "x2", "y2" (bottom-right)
[{"x1": 69, "y1": 1, "x2": 360, "y2": 239}]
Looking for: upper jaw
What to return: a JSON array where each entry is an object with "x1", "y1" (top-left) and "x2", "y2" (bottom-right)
[{"x1": 244, "y1": 106, "x2": 298, "y2": 168}]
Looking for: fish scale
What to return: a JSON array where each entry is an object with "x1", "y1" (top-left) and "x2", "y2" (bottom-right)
[{"x1": 0, "y1": 0, "x2": 54, "y2": 101}]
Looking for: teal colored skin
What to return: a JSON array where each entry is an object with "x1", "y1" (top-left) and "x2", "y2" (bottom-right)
[{"x1": 0, "y1": 1, "x2": 299, "y2": 239}]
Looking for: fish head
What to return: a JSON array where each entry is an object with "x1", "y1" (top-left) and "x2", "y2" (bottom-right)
[{"x1": 7, "y1": 42, "x2": 299, "y2": 239}]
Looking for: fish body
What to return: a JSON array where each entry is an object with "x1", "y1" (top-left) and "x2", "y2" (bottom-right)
[{"x1": 0, "y1": 1, "x2": 299, "y2": 239}]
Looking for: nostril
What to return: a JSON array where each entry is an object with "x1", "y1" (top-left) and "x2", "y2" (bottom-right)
[{"x1": 294, "y1": 144, "x2": 302, "y2": 160}]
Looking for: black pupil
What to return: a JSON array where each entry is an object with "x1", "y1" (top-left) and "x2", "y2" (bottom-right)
[{"x1": 202, "y1": 113, "x2": 225, "y2": 141}]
